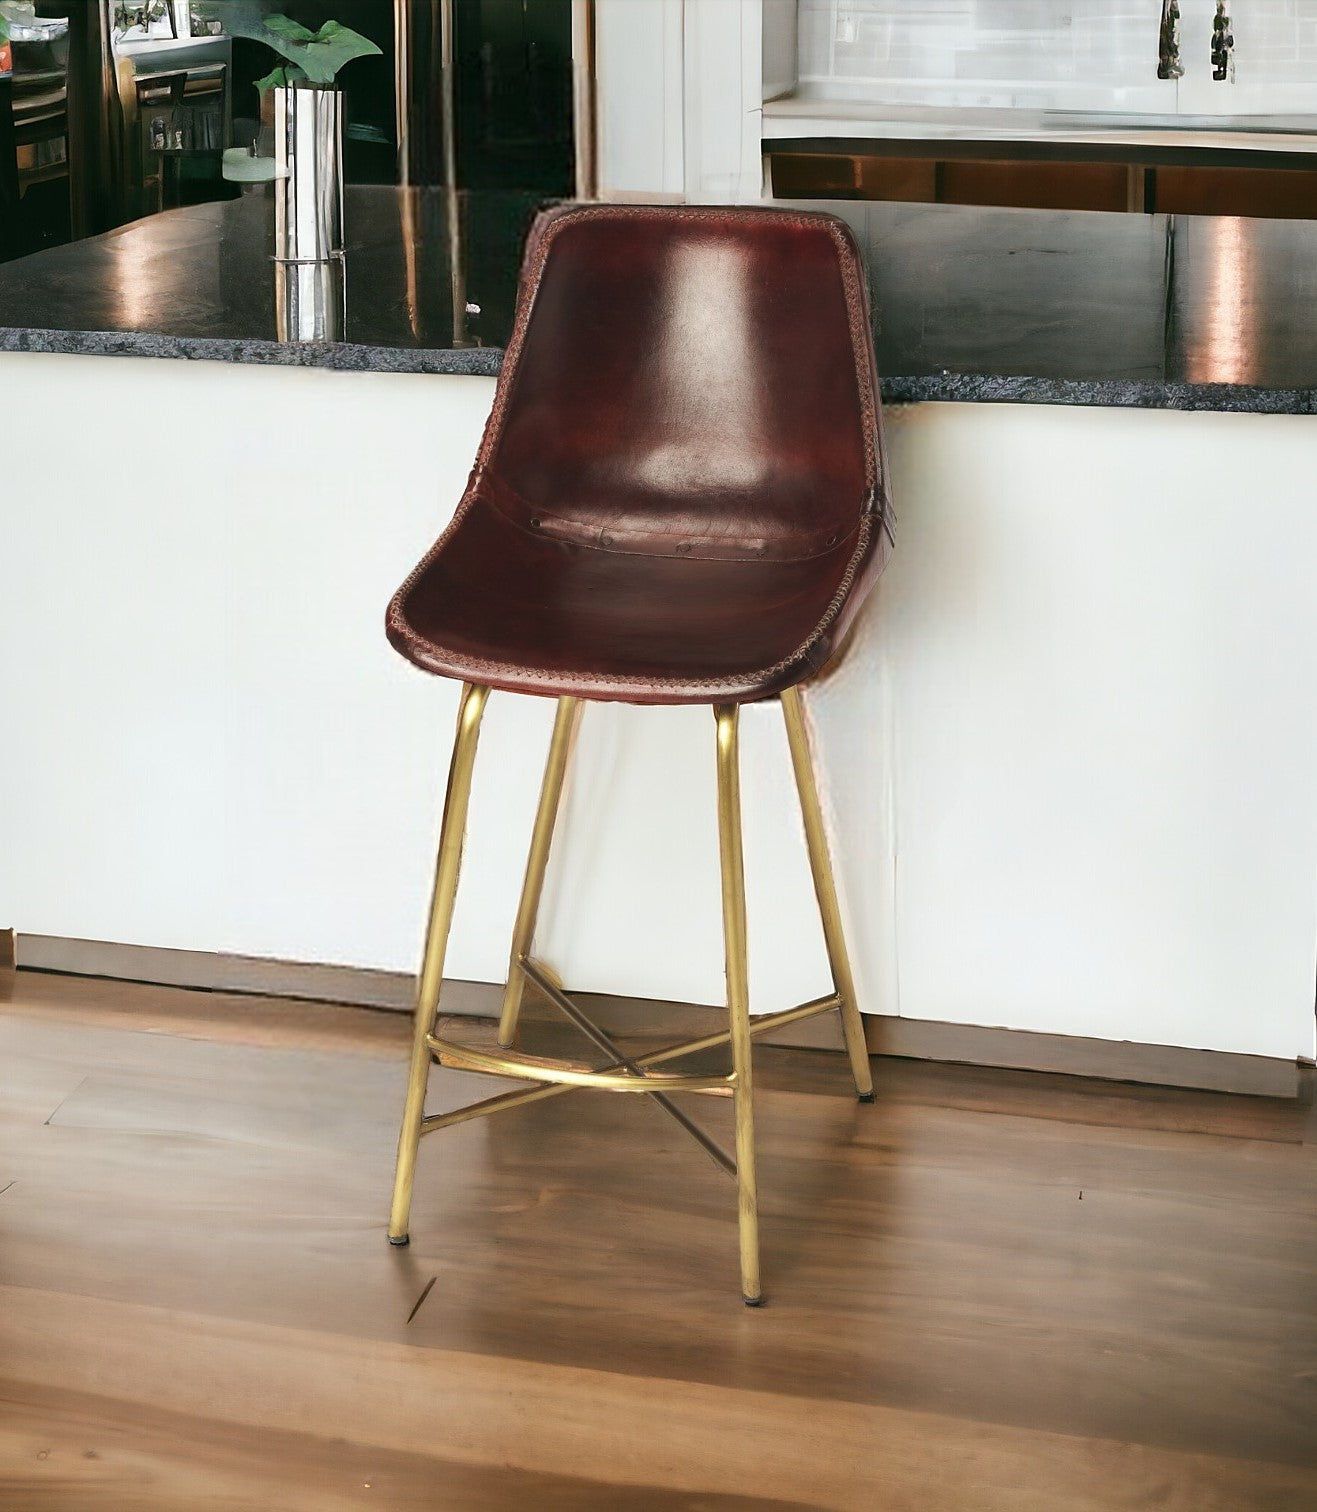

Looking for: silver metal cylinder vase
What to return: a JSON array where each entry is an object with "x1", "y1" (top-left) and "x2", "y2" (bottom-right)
[
  {"x1": 275, "y1": 257, "x2": 345, "y2": 343},
  {"x1": 274, "y1": 84, "x2": 345, "y2": 265}
]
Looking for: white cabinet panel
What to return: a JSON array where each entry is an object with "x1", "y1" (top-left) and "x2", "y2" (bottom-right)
[
  {"x1": 877, "y1": 401, "x2": 1317, "y2": 1061},
  {"x1": 3, "y1": 353, "x2": 1314, "y2": 1063}
]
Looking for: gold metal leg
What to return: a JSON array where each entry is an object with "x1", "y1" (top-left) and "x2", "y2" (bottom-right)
[
  {"x1": 780, "y1": 685, "x2": 875, "y2": 1102},
  {"x1": 388, "y1": 681, "x2": 491, "y2": 1245},
  {"x1": 497, "y1": 696, "x2": 581, "y2": 1047},
  {"x1": 715, "y1": 703, "x2": 761, "y2": 1306}
]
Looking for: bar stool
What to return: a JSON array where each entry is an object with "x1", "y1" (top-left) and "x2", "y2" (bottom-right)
[{"x1": 385, "y1": 204, "x2": 893, "y2": 1304}]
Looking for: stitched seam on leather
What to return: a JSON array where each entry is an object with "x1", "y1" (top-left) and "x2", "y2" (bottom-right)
[
  {"x1": 388, "y1": 516, "x2": 872, "y2": 692},
  {"x1": 827, "y1": 219, "x2": 881, "y2": 501},
  {"x1": 483, "y1": 478, "x2": 860, "y2": 564}
]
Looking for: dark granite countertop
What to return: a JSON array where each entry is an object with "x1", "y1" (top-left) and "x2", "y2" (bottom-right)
[
  {"x1": 0, "y1": 188, "x2": 537, "y2": 379},
  {"x1": 1, "y1": 186, "x2": 1316, "y2": 413}
]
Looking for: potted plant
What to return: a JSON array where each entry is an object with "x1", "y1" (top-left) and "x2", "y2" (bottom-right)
[{"x1": 227, "y1": 9, "x2": 380, "y2": 263}]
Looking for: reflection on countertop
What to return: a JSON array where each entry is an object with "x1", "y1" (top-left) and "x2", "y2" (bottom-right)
[
  {"x1": 817, "y1": 199, "x2": 1317, "y2": 410},
  {"x1": 0, "y1": 185, "x2": 546, "y2": 370},
  {"x1": 3, "y1": 192, "x2": 1317, "y2": 411}
]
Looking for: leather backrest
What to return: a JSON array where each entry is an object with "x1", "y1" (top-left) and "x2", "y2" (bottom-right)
[{"x1": 477, "y1": 204, "x2": 882, "y2": 564}]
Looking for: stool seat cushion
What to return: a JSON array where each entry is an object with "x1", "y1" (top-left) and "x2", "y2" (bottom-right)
[{"x1": 387, "y1": 204, "x2": 892, "y2": 706}]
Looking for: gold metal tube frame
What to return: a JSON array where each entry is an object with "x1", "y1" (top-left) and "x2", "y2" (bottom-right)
[
  {"x1": 388, "y1": 681, "x2": 490, "y2": 1246},
  {"x1": 498, "y1": 696, "x2": 581, "y2": 1047},
  {"x1": 390, "y1": 681, "x2": 874, "y2": 1307},
  {"x1": 424, "y1": 1031, "x2": 733, "y2": 1094},
  {"x1": 780, "y1": 685, "x2": 875, "y2": 1102},
  {"x1": 519, "y1": 956, "x2": 737, "y2": 1176},
  {"x1": 715, "y1": 702, "x2": 761, "y2": 1306},
  {"x1": 418, "y1": 989, "x2": 841, "y2": 1135}
]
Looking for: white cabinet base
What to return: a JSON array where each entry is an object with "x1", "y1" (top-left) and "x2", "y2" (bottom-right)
[{"x1": 2, "y1": 353, "x2": 1313, "y2": 1064}]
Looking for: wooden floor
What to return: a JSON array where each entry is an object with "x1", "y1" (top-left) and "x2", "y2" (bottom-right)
[{"x1": 1, "y1": 967, "x2": 1315, "y2": 1511}]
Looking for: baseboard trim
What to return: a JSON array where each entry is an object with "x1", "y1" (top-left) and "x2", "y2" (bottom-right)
[
  {"x1": 16, "y1": 933, "x2": 419, "y2": 1011},
  {"x1": 865, "y1": 1016, "x2": 1298, "y2": 1098},
  {"x1": 13, "y1": 933, "x2": 1300, "y2": 1098}
]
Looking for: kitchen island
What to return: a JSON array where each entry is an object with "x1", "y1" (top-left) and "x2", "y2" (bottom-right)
[
  {"x1": 3, "y1": 188, "x2": 1317, "y2": 410},
  {"x1": 2, "y1": 193, "x2": 1314, "y2": 1087}
]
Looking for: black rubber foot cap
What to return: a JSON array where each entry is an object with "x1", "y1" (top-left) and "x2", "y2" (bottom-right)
[
  {"x1": 858, "y1": 1091, "x2": 876, "y2": 1103},
  {"x1": 388, "y1": 1234, "x2": 410, "y2": 1247},
  {"x1": 743, "y1": 1296, "x2": 763, "y2": 1308}
]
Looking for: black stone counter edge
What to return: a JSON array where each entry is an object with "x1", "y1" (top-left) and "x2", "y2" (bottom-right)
[
  {"x1": 0, "y1": 325, "x2": 505, "y2": 378},
  {"x1": 4, "y1": 325, "x2": 1316, "y2": 414},
  {"x1": 881, "y1": 374, "x2": 1317, "y2": 414}
]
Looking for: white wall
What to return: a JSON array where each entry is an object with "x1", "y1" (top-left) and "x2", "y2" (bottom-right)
[
  {"x1": 594, "y1": 0, "x2": 686, "y2": 200},
  {"x1": 595, "y1": 0, "x2": 764, "y2": 203},
  {"x1": 793, "y1": 0, "x2": 1317, "y2": 115},
  {"x1": 795, "y1": 0, "x2": 1170, "y2": 113},
  {"x1": 3, "y1": 351, "x2": 1316, "y2": 1063}
]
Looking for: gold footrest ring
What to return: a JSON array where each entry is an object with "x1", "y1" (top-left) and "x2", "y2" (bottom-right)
[{"x1": 424, "y1": 1033, "x2": 735, "y2": 1095}]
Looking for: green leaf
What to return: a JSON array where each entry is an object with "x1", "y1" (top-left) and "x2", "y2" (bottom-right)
[
  {"x1": 225, "y1": 7, "x2": 382, "y2": 88},
  {"x1": 263, "y1": 14, "x2": 316, "y2": 42},
  {"x1": 296, "y1": 25, "x2": 382, "y2": 84},
  {"x1": 254, "y1": 64, "x2": 298, "y2": 92}
]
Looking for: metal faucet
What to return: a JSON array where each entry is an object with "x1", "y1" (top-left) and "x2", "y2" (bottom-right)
[
  {"x1": 1157, "y1": 0, "x2": 1183, "y2": 80},
  {"x1": 1211, "y1": 1, "x2": 1235, "y2": 82}
]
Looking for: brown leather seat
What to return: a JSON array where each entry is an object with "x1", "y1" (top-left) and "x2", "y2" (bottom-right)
[{"x1": 387, "y1": 203, "x2": 893, "y2": 705}]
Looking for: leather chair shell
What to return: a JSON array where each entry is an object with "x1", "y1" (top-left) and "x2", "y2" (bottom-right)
[{"x1": 387, "y1": 203, "x2": 893, "y2": 705}]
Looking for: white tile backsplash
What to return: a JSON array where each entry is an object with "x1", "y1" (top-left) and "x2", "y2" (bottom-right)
[{"x1": 795, "y1": 0, "x2": 1317, "y2": 114}]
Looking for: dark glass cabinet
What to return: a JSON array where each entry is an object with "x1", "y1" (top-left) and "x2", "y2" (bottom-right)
[{"x1": 0, "y1": 0, "x2": 575, "y2": 266}]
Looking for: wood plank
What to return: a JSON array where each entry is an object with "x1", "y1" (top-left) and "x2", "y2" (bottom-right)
[
  {"x1": 1, "y1": 974, "x2": 1315, "y2": 1509},
  {"x1": 5, "y1": 1289, "x2": 1317, "y2": 1512},
  {"x1": 0, "y1": 1381, "x2": 782, "y2": 1512}
]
